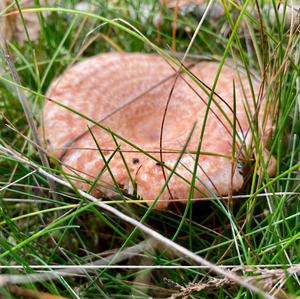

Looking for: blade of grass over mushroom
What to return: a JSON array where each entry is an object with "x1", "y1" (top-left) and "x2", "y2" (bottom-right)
[
  {"x1": 185, "y1": 0, "x2": 252, "y2": 221},
  {"x1": 158, "y1": 0, "x2": 215, "y2": 196},
  {"x1": 57, "y1": 62, "x2": 246, "y2": 161},
  {"x1": 110, "y1": 133, "x2": 136, "y2": 196},
  {"x1": 173, "y1": 62, "x2": 245, "y2": 147},
  {"x1": 192, "y1": 0, "x2": 260, "y2": 201},
  {"x1": 61, "y1": 162, "x2": 124, "y2": 199},
  {"x1": 87, "y1": 126, "x2": 126, "y2": 200},
  {"x1": 86, "y1": 144, "x2": 121, "y2": 195},
  {"x1": 61, "y1": 147, "x2": 233, "y2": 158},
  {"x1": 0, "y1": 1, "x2": 14, "y2": 16}
]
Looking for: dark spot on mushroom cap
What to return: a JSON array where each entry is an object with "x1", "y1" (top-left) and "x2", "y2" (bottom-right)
[{"x1": 133, "y1": 158, "x2": 140, "y2": 164}]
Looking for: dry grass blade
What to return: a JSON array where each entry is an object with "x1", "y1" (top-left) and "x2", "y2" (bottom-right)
[
  {"x1": 0, "y1": 239, "x2": 155, "y2": 287},
  {"x1": 0, "y1": 33, "x2": 57, "y2": 198}
]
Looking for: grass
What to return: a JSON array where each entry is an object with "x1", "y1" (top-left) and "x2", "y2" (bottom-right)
[{"x1": 0, "y1": 0, "x2": 299, "y2": 298}]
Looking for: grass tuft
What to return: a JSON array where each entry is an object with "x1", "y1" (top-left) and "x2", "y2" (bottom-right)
[{"x1": 0, "y1": 0, "x2": 299, "y2": 298}]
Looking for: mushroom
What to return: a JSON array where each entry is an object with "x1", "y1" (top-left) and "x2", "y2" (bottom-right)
[{"x1": 41, "y1": 53, "x2": 274, "y2": 209}]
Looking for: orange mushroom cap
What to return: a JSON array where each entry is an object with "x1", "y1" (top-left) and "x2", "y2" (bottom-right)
[{"x1": 40, "y1": 53, "x2": 273, "y2": 209}]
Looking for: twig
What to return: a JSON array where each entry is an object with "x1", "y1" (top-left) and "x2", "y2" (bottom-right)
[{"x1": 0, "y1": 169, "x2": 37, "y2": 192}]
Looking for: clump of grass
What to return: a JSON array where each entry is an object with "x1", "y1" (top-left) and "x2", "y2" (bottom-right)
[{"x1": 0, "y1": 0, "x2": 299, "y2": 298}]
